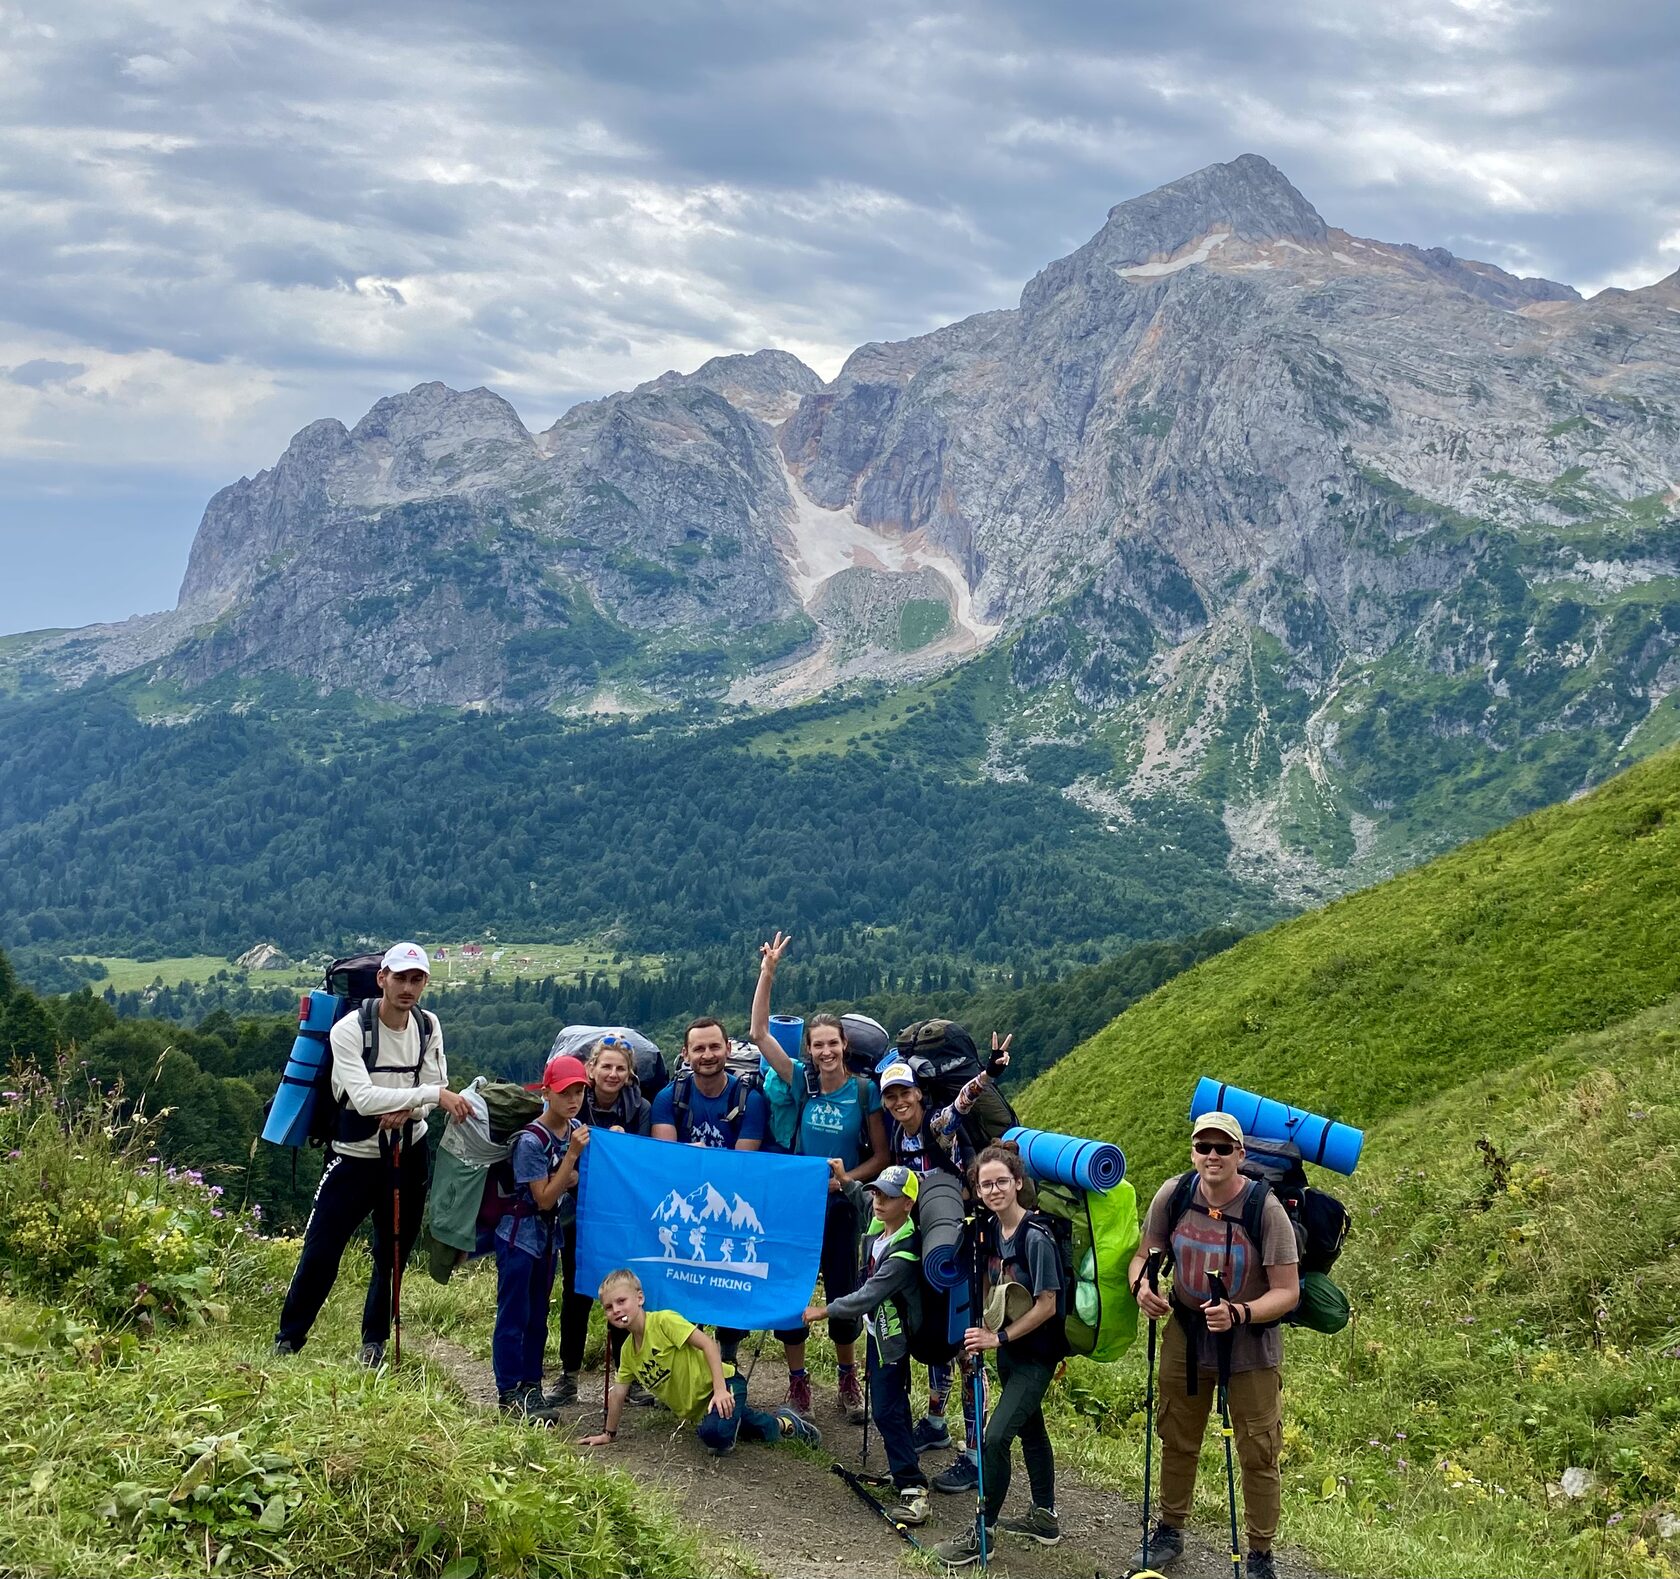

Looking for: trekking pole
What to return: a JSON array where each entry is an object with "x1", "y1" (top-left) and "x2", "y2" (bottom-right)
[
  {"x1": 831, "y1": 1463, "x2": 926, "y2": 1550},
  {"x1": 389, "y1": 1131, "x2": 403, "y2": 1367},
  {"x1": 1207, "y1": 1272, "x2": 1240, "y2": 1573},
  {"x1": 968, "y1": 1216, "x2": 989, "y2": 1572},
  {"x1": 860, "y1": 1345, "x2": 872, "y2": 1465},
  {"x1": 1139, "y1": 1249, "x2": 1164, "y2": 1573}
]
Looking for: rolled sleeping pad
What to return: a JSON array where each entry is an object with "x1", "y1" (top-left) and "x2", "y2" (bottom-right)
[
  {"x1": 1002, "y1": 1125, "x2": 1126, "y2": 1193},
  {"x1": 1190, "y1": 1077, "x2": 1363, "y2": 1175},
  {"x1": 261, "y1": 989, "x2": 340, "y2": 1145},
  {"x1": 767, "y1": 1015, "x2": 804, "y2": 1064},
  {"x1": 916, "y1": 1171, "x2": 968, "y2": 1289}
]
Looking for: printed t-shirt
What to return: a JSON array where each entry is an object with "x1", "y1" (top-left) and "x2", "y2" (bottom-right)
[
  {"x1": 496, "y1": 1119, "x2": 575, "y2": 1259},
  {"x1": 649, "y1": 1076, "x2": 768, "y2": 1149},
  {"x1": 1144, "y1": 1174, "x2": 1299, "y2": 1373},
  {"x1": 620, "y1": 1309, "x2": 736, "y2": 1423},
  {"x1": 790, "y1": 1063, "x2": 881, "y2": 1169}
]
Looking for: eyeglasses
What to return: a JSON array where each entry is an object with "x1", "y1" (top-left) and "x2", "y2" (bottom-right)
[
  {"x1": 1192, "y1": 1141, "x2": 1236, "y2": 1157},
  {"x1": 977, "y1": 1178, "x2": 1014, "y2": 1192}
]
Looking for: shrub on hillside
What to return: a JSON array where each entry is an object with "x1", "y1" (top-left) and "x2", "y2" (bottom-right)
[{"x1": 0, "y1": 1058, "x2": 265, "y2": 1329}]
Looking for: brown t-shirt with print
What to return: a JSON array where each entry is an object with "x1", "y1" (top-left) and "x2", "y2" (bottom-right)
[{"x1": 1144, "y1": 1174, "x2": 1299, "y2": 1373}]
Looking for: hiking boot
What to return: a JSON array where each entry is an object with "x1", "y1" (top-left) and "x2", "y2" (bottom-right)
[
  {"x1": 1246, "y1": 1552, "x2": 1279, "y2": 1579},
  {"x1": 773, "y1": 1408, "x2": 822, "y2": 1447},
  {"x1": 1130, "y1": 1520, "x2": 1185, "y2": 1572},
  {"x1": 543, "y1": 1372, "x2": 579, "y2": 1409},
  {"x1": 627, "y1": 1381, "x2": 657, "y2": 1407},
  {"x1": 896, "y1": 1486, "x2": 930, "y2": 1526},
  {"x1": 271, "y1": 1337, "x2": 297, "y2": 1357},
  {"x1": 931, "y1": 1453, "x2": 979, "y2": 1494},
  {"x1": 999, "y1": 1505, "x2": 1061, "y2": 1545},
  {"x1": 837, "y1": 1367, "x2": 866, "y2": 1424},
  {"x1": 785, "y1": 1370, "x2": 813, "y2": 1416},
  {"x1": 932, "y1": 1523, "x2": 995, "y2": 1566},
  {"x1": 498, "y1": 1387, "x2": 557, "y2": 1424},
  {"x1": 910, "y1": 1413, "x2": 952, "y2": 1453},
  {"x1": 357, "y1": 1340, "x2": 385, "y2": 1368}
]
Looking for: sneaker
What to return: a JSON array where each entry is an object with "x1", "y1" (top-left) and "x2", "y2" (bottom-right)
[
  {"x1": 1130, "y1": 1520, "x2": 1185, "y2": 1572},
  {"x1": 896, "y1": 1487, "x2": 930, "y2": 1526},
  {"x1": 773, "y1": 1408, "x2": 822, "y2": 1447},
  {"x1": 497, "y1": 1388, "x2": 556, "y2": 1424},
  {"x1": 932, "y1": 1523, "x2": 995, "y2": 1566},
  {"x1": 837, "y1": 1367, "x2": 866, "y2": 1425},
  {"x1": 543, "y1": 1372, "x2": 579, "y2": 1408},
  {"x1": 271, "y1": 1337, "x2": 297, "y2": 1357},
  {"x1": 785, "y1": 1370, "x2": 814, "y2": 1416},
  {"x1": 932, "y1": 1453, "x2": 979, "y2": 1494},
  {"x1": 998, "y1": 1505, "x2": 1061, "y2": 1545},
  {"x1": 910, "y1": 1413, "x2": 953, "y2": 1453},
  {"x1": 357, "y1": 1340, "x2": 385, "y2": 1368},
  {"x1": 627, "y1": 1381, "x2": 658, "y2": 1407},
  {"x1": 1247, "y1": 1552, "x2": 1279, "y2": 1579}
]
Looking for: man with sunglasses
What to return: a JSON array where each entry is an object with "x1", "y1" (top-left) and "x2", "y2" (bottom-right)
[{"x1": 1125, "y1": 1113, "x2": 1300, "y2": 1579}]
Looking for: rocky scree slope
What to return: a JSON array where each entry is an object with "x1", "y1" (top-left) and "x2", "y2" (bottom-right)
[{"x1": 13, "y1": 155, "x2": 1680, "y2": 893}]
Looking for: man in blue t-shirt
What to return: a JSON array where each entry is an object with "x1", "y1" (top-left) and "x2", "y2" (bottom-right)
[
  {"x1": 648, "y1": 1018, "x2": 769, "y2": 1150},
  {"x1": 648, "y1": 1017, "x2": 768, "y2": 1367}
]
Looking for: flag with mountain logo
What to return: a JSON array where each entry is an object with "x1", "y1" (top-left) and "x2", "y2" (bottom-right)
[{"x1": 573, "y1": 1130, "x2": 829, "y2": 1329}]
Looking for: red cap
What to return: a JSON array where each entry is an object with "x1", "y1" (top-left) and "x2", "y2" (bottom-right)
[{"x1": 529, "y1": 1053, "x2": 588, "y2": 1094}]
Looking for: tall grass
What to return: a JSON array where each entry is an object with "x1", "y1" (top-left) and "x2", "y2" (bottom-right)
[{"x1": 0, "y1": 1057, "x2": 716, "y2": 1578}]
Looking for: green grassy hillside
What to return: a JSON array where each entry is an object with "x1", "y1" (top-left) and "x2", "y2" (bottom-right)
[
  {"x1": 1022, "y1": 742, "x2": 1680, "y2": 1189},
  {"x1": 1019, "y1": 745, "x2": 1680, "y2": 1578}
]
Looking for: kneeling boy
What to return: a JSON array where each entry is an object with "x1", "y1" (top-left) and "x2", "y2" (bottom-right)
[{"x1": 580, "y1": 1270, "x2": 821, "y2": 1455}]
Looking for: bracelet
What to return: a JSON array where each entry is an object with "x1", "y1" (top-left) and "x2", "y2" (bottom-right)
[
  {"x1": 605, "y1": 1428, "x2": 617, "y2": 1439},
  {"x1": 1240, "y1": 1303, "x2": 1252, "y2": 1327}
]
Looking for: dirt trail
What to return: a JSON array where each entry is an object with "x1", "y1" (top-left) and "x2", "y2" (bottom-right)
[{"x1": 419, "y1": 1336, "x2": 1322, "y2": 1579}]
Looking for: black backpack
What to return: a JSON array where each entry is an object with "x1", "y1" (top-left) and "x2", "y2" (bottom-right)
[
  {"x1": 304, "y1": 956, "x2": 435, "y2": 1147},
  {"x1": 990, "y1": 1209, "x2": 1074, "y2": 1364},
  {"x1": 892, "y1": 1224, "x2": 959, "y2": 1367},
  {"x1": 894, "y1": 1020, "x2": 1018, "y2": 1151},
  {"x1": 1164, "y1": 1145, "x2": 1350, "y2": 1333}
]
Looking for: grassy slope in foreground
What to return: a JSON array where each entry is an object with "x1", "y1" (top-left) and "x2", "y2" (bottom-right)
[{"x1": 1022, "y1": 741, "x2": 1680, "y2": 1190}]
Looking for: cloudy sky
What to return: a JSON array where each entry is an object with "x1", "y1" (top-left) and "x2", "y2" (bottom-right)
[{"x1": 2, "y1": 0, "x2": 1677, "y2": 634}]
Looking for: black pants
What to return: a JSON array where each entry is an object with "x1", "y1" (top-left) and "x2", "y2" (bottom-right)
[
  {"x1": 868, "y1": 1337, "x2": 927, "y2": 1489},
  {"x1": 982, "y1": 1347, "x2": 1056, "y2": 1522},
  {"x1": 558, "y1": 1229, "x2": 592, "y2": 1375},
  {"x1": 773, "y1": 1191, "x2": 863, "y2": 1346},
  {"x1": 276, "y1": 1143, "x2": 428, "y2": 1349}
]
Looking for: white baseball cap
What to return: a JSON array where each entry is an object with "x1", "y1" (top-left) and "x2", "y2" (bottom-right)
[{"x1": 380, "y1": 942, "x2": 431, "y2": 975}]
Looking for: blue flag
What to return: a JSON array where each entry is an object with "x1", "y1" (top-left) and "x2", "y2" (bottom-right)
[{"x1": 574, "y1": 1131, "x2": 830, "y2": 1330}]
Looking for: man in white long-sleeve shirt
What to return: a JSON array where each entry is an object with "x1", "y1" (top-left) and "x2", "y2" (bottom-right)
[{"x1": 274, "y1": 942, "x2": 472, "y2": 1363}]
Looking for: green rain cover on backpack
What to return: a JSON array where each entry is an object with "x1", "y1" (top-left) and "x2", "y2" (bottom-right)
[{"x1": 1034, "y1": 1179, "x2": 1141, "y2": 1362}]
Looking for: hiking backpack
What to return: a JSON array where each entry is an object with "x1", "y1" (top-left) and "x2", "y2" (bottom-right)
[
  {"x1": 893, "y1": 1020, "x2": 1019, "y2": 1151},
  {"x1": 1027, "y1": 1181, "x2": 1142, "y2": 1362},
  {"x1": 477, "y1": 1117, "x2": 576, "y2": 1234},
  {"x1": 262, "y1": 954, "x2": 436, "y2": 1152},
  {"x1": 892, "y1": 1223, "x2": 959, "y2": 1367},
  {"x1": 1164, "y1": 1143, "x2": 1351, "y2": 1334}
]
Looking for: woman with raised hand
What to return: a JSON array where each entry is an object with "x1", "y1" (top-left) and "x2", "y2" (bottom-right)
[
  {"x1": 933, "y1": 1144, "x2": 1069, "y2": 1565},
  {"x1": 553, "y1": 1035, "x2": 654, "y2": 1408},
  {"x1": 751, "y1": 930, "x2": 888, "y2": 1424}
]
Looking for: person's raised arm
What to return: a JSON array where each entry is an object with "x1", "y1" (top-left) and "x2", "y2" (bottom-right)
[{"x1": 749, "y1": 931, "x2": 795, "y2": 1083}]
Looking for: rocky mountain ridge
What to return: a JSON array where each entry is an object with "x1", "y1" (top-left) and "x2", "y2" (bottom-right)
[{"x1": 11, "y1": 154, "x2": 1680, "y2": 896}]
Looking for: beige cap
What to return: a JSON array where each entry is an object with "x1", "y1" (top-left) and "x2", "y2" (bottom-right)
[{"x1": 1191, "y1": 1111, "x2": 1245, "y2": 1147}]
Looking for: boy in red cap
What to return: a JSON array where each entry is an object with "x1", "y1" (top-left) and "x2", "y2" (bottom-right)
[{"x1": 494, "y1": 1052, "x2": 590, "y2": 1419}]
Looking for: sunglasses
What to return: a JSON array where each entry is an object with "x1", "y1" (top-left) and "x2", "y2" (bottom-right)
[{"x1": 1193, "y1": 1141, "x2": 1236, "y2": 1157}]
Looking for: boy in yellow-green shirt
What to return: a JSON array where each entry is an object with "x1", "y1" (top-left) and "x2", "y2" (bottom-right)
[{"x1": 579, "y1": 1270, "x2": 821, "y2": 1455}]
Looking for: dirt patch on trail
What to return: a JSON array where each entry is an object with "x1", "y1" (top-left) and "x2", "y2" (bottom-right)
[{"x1": 418, "y1": 1336, "x2": 1320, "y2": 1579}]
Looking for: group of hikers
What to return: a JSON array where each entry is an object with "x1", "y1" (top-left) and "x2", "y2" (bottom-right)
[{"x1": 270, "y1": 937, "x2": 1298, "y2": 1578}]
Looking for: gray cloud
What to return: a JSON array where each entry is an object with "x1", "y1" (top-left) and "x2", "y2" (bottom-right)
[{"x1": 0, "y1": 0, "x2": 1676, "y2": 548}]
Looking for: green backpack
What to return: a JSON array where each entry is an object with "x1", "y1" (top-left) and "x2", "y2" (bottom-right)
[{"x1": 1032, "y1": 1179, "x2": 1141, "y2": 1362}]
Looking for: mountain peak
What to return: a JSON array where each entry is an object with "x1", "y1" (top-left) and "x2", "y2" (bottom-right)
[
  {"x1": 1022, "y1": 154, "x2": 1327, "y2": 312},
  {"x1": 1097, "y1": 153, "x2": 1328, "y2": 259},
  {"x1": 637, "y1": 348, "x2": 823, "y2": 423}
]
